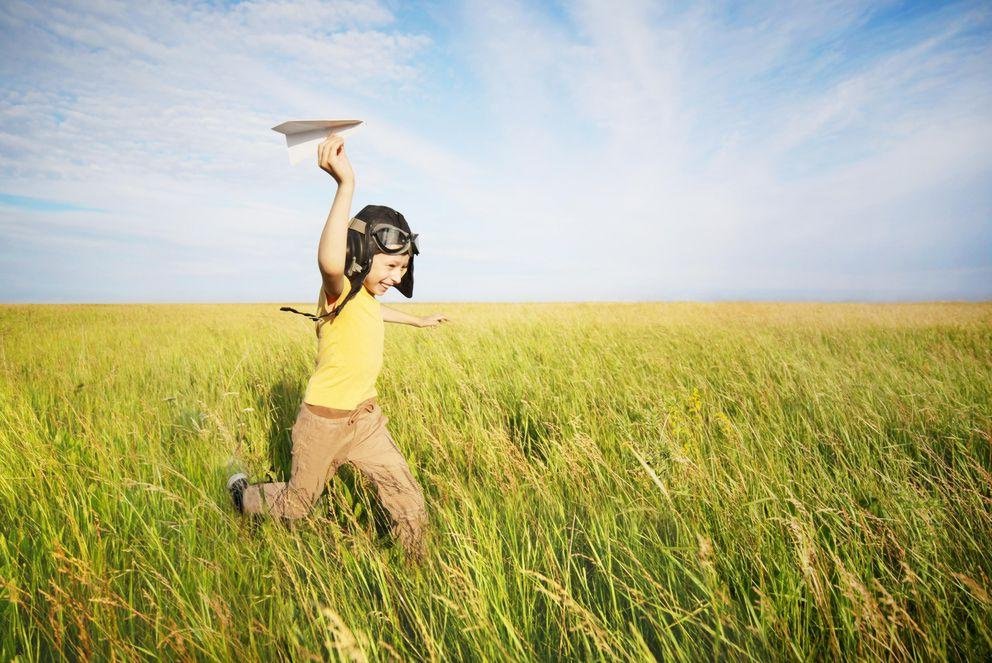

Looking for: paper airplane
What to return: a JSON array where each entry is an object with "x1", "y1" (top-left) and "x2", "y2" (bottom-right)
[{"x1": 271, "y1": 119, "x2": 363, "y2": 165}]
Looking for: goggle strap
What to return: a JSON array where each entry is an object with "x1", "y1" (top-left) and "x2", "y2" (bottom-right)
[{"x1": 279, "y1": 306, "x2": 334, "y2": 321}]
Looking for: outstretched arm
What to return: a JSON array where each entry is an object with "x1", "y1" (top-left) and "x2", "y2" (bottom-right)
[
  {"x1": 315, "y1": 134, "x2": 355, "y2": 302},
  {"x1": 381, "y1": 305, "x2": 449, "y2": 328}
]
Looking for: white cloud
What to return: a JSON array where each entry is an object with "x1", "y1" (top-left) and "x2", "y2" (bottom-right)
[
  {"x1": 0, "y1": 0, "x2": 477, "y2": 302},
  {"x1": 1, "y1": 0, "x2": 989, "y2": 302},
  {"x1": 443, "y1": 0, "x2": 992, "y2": 300}
]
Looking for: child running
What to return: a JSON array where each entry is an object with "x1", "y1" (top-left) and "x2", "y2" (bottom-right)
[{"x1": 226, "y1": 133, "x2": 447, "y2": 562}]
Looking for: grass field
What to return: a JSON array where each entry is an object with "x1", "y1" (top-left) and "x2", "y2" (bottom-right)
[{"x1": 1, "y1": 302, "x2": 990, "y2": 661}]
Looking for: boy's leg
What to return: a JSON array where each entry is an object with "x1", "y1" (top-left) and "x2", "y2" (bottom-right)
[
  {"x1": 346, "y1": 406, "x2": 428, "y2": 561},
  {"x1": 242, "y1": 403, "x2": 351, "y2": 520}
]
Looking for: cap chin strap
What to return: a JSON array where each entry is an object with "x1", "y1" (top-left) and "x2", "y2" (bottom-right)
[{"x1": 346, "y1": 218, "x2": 371, "y2": 276}]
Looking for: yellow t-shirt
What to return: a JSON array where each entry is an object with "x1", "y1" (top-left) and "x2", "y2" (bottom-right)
[{"x1": 303, "y1": 276, "x2": 384, "y2": 410}]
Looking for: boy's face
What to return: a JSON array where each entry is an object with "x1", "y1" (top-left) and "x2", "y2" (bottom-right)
[{"x1": 363, "y1": 252, "x2": 410, "y2": 296}]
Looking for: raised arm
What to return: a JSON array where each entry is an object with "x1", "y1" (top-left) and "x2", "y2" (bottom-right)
[{"x1": 315, "y1": 134, "x2": 355, "y2": 302}]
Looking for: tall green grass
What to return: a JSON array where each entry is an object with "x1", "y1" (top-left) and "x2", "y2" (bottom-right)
[{"x1": 1, "y1": 302, "x2": 990, "y2": 661}]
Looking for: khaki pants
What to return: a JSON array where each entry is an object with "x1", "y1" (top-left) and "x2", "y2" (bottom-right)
[{"x1": 242, "y1": 398, "x2": 428, "y2": 560}]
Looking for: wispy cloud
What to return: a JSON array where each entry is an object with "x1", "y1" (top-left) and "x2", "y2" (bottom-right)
[
  {"x1": 0, "y1": 0, "x2": 464, "y2": 301},
  {"x1": 0, "y1": 192, "x2": 104, "y2": 212},
  {"x1": 1, "y1": 0, "x2": 989, "y2": 302},
  {"x1": 447, "y1": 0, "x2": 992, "y2": 299}
]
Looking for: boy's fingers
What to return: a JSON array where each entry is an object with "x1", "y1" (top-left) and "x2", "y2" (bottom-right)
[{"x1": 318, "y1": 135, "x2": 342, "y2": 153}]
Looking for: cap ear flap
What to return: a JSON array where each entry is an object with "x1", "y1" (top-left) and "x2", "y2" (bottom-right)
[
  {"x1": 345, "y1": 225, "x2": 371, "y2": 277},
  {"x1": 396, "y1": 255, "x2": 414, "y2": 298}
]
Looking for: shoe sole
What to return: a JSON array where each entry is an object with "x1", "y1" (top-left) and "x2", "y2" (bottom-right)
[{"x1": 227, "y1": 472, "x2": 248, "y2": 490}]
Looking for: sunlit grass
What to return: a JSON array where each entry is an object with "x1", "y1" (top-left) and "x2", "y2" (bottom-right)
[{"x1": 1, "y1": 302, "x2": 990, "y2": 660}]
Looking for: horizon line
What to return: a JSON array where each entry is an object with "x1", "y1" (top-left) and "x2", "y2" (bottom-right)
[{"x1": 2, "y1": 299, "x2": 991, "y2": 306}]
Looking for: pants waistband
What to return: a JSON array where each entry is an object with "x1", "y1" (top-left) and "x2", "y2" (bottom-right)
[{"x1": 305, "y1": 398, "x2": 377, "y2": 422}]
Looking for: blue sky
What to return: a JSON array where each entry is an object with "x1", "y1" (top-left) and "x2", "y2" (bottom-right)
[{"x1": 1, "y1": 0, "x2": 989, "y2": 303}]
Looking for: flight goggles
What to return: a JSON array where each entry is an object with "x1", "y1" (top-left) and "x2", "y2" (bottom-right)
[{"x1": 349, "y1": 217, "x2": 419, "y2": 255}]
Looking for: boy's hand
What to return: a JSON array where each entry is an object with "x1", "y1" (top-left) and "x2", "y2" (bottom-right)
[
  {"x1": 318, "y1": 134, "x2": 355, "y2": 186},
  {"x1": 418, "y1": 314, "x2": 449, "y2": 328}
]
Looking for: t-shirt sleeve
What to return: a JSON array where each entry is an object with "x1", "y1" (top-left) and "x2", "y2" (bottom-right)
[{"x1": 315, "y1": 275, "x2": 351, "y2": 318}]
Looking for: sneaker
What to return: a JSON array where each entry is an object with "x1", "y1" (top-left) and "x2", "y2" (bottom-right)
[{"x1": 227, "y1": 472, "x2": 248, "y2": 514}]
